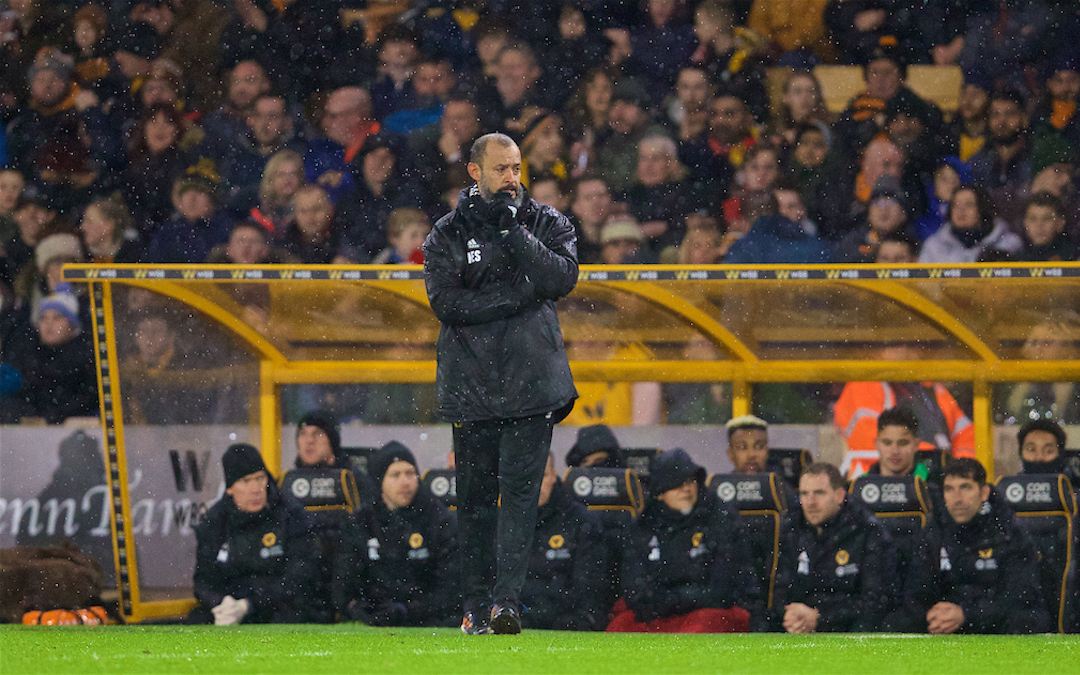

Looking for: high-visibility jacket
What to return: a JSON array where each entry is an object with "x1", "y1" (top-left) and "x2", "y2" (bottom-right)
[{"x1": 833, "y1": 382, "x2": 975, "y2": 477}]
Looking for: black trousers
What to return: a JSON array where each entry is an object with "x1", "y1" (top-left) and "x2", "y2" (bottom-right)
[{"x1": 454, "y1": 413, "x2": 554, "y2": 613}]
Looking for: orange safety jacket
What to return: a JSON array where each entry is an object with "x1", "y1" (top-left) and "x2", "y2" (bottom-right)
[{"x1": 834, "y1": 381, "x2": 975, "y2": 477}]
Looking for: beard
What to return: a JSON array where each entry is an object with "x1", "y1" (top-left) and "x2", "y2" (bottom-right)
[
  {"x1": 991, "y1": 128, "x2": 1024, "y2": 147},
  {"x1": 479, "y1": 181, "x2": 524, "y2": 208}
]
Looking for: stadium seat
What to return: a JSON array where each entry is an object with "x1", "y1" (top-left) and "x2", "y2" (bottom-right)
[
  {"x1": 564, "y1": 466, "x2": 645, "y2": 527},
  {"x1": 279, "y1": 466, "x2": 361, "y2": 516},
  {"x1": 767, "y1": 448, "x2": 812, "y2": 490},
  {"x1": 340, "y1": 446, "x2": 379, "y2": 477},
  {"x1": 812, "y1": 65, "x2": 865, "y2": 113},
  {"x1": 1064, "y1": 450, "x2": 1080, "y2": 487},
  {"x1": 914, "y1": 449, "x2": 949, "y2": 487},
  {"x1": 421, "y1": 468, "x2": 457, "y2": 510},
  {"x1": 995, "y1": 473, "x2": 1078, "y2": 633},
  {"x1": 904, "y1": 65, "x2": 962, "y2": 118},
  {"x1": 706, "y1": 472, "x2": 789, "y2": 608},
  {"x1": 620, "y1": 447, "x2": 660, "y2": 478}
]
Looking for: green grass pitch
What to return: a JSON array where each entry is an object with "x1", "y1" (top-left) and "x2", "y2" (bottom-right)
[{"x1": 2, "y1": 625, "x2": 1077, "y2": 674}]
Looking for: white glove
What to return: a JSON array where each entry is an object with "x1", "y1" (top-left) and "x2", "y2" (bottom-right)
[{"x1": 211, "y1": 595, "x2": 250, "y2": 626}]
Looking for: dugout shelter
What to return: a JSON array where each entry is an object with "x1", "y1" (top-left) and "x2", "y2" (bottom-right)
[{"x1": 64, "y1": 261, "x2": 1080, "y2": 622}]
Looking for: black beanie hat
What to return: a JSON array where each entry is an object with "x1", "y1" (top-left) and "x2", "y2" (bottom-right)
[
  {"x1": 648, "y1": 448, "x2": 706, "y2": 496},
  {"x1": 223, "y1": 443, "x2": 267, "y2": 487},
  {"x1": 369, "y1": 441, "x2": 418, "y2": 488},
  {"x1": 297, "y1": 410, "x2": 342, "y2": 455},
  {"x1": 566, "y1": 424, "x2": 621, "y2": 467}
]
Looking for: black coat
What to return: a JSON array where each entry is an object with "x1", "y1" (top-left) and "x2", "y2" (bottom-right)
[
  {"x1": 423, "y1": 186, "x2": 578, "y2": 422},
  {"x1": 771, "y1": 498, "x2": 896, "y2": 632},
  {"x1": 521, "y1": 481, "x2": 610, "y2": 631},
  {"x1": 333, "y1": 491, "x2": 458, "y2": 627},
  {"x1": 621, "y1": 490, "x2": 761, "y2": 623},
  {"x1": 900, "y1": 488, "x2": 1051, "y2": 634},
  {"x1": 192, "y1": 486, "x2": 319, "y2": 623}
]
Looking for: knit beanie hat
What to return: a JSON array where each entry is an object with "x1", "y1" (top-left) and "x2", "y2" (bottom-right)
[
  {"x1": 566, "y1": 424, "x2": 621, "y2": 467},
  {"x1": 649, "y1": 448, "x2": 706, "y2": 496},
  {"x1": 27, "y1": 47, "x2": 75, "y2": 84},
  {"x1": 222, "y1": 443, "x2": 267, "y2": 487},
  {"x1": 36, "y1": 283, "x2": 82, "y2": 334},
  {"x1": 368, "y1": 441, "x2": 418, "y2": 488},
  {"x1": 296, "y1": 410, "x2": 342, "y2": 460},
  {"x1": 35, "y1": 233, "x2": 84, "y2": 272}
]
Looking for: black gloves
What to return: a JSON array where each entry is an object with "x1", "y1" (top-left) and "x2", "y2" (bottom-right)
[{"x1": 485, "y1": 191, "x2": 521, "y2": 237}]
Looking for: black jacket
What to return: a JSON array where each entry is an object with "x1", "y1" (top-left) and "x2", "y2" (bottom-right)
[
  {"x1": 423, "y1": 185, "x2": 578, "y2": 422},
  {"x1": 621, "y1": 490, "x2": 761, "y2": 623},
  {"x1": 901, "y1": 488, "x2": 1051, "y2": 634},
  {"x1": 771, "y1": 498, "x2": 895, "y2": 632},
  {"x1": 333, "y1": 491, "x2": 458, "y2": 627},
  {"x1": 192, "y1": 485, "x2": 318, "y2": 623},
  {"x1": 521, "y1": 480, "x2": 610, "y2": 631}
]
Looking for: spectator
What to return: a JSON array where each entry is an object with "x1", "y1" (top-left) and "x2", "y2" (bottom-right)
[
  {"x1": 874, "y1": 231, "x2": 920, "y2": 264},
  {"x1": 663, "y1": 216, "x2": 723, "y2": 264},
  {"x1": 372, "y1": 208, "x2": 431, "y2": 265},
  {"x1": 205, "y1": 220, "x2": 294, "y2": 265},
  {"x1": 919, "y1": 185, "x2": 1022, "y2": 263},
  {"x1": 900, "y1": 458, "x2": 1051, "y2": 634},
  {"x1": 369, "y1": 27, "x2": 421, "y2": 121},
  {"x1": 598, "y1": 215, "x2": 646, "y2": 264},
  {"x1": 662, "y1": 335, "x2": 728, "y2": 424},
  {"x1": 723, "y1": 212, "x2": 833, "y2": 265},
  {"x1": 122, "y1": 103, "x2": 195, "y2": 231},
  {"x1": 593, "y1": 78, "x2": 669, "y2": 193},
  {"x1": 721, "y1": 142, "x2": 782, "y2": 239},
  {"x1": 521, "y1": 453, "x2": 610, "y2": 631},
  {"x1": 770, "y1": 462, "x2": 894, "y2": 632},
  {"x1": 248, "y1": 149, "x2": 305, "y2": 240},
  {"x1": 565, "y1": 424, "x2": 622, "y2": 469},
  {"x1": 690, "y1": 0, "x2": 769, "y2": 122},
  {"x1": 626, "y1": 134, "x2": 700, "y2": 253},
  {"x1": 1032, "y1": 54, "x2": 1080, "y2": 158},
  {"x1": 202, "y1": 60, "x2": 270, "y2": 155},
  {"x1": 913, "y1": 157, "x2": 973, "y2": 242},
  {"x1": 624, "y1": 0, "x2": 696, "y2": 101},
  {"x1": 476, "y1": 42, "x2": 552, "y2": 136},
  {"x1": 544, "y1": 3, "x2": 609, "y2": 110},
  {"x1": 519, "y1": 111, "x2": 569, "y2": 189},
  {"x1": 333, "y1": 442, "x2": 459, "y2": 627},
  {"x1": 337, "y1": 134, "x2": 422, "y2": 261},
  {"x1": 143, "y1": 173, "x2": 234, "y2": 264},
  {"x1": 968, "y1": 89, "x2": 1034, "y2": 230},
  {"x1": 784, "y1": 122, "x2": 837, "y2": 233},
  {"x1": 79, "y1": 194, "x2": 143, "y2": 264},
  {"x1": 408, "y1": 96, "x2": 482, "y2": 217},
  {"x1": 188, "y1": 443, "x2": 318, "y2": 625},
  {"x1": 383, "y1": 56, "x2": 458, "y2": 135},
  {"x1": 943, "y1": 77, "x2": 991, "y2": 162},
  {"x1": 664, "y1": 66, "x2": 715, "y2": 145},
  {"x1": 3, "y1": 284, "x2": 96, "y2": 424},
  {"x1": 218, "y1": 93, "x2": 303, "y2": 214},
  {"x1": 748, "y1": 0, "x2": 833, "y2": 62},
  {"x1": 768, "y1": 70, "x2": 833, "y2": 148},
  {"x1": 1016, "y1": 192, "x2": 1077, "y2": 262},
  {"x1": 281, "y1": 185, "x2": 348, "y2": 265},
  {"x1": 608, "y1": 448, "x2": 759, "y2": 633},
  {"x1": 305, "y1": 86, "x2": 379, "y2": 203},
  {"x1": 836, "y1": 176, "x2": 913, "y2": 263},
  {"x1": 529, "y1": 177, "x2": 571, "y2": 213},
  {"x1": 1, "y1": 191, "x2": 54, "y2": 289},
  {"x1": 1003, "y1": 317, "x2": 1080, "y2": 425},
  {"x1": 15, "y1": 231, "x2": 83, "y2": 314},
  {"x1": 563, "y1": 66, "x2": 616, "y2": 165},
  {"x1": 568, "y1": 176, "x2": 614, "y2": 264}
]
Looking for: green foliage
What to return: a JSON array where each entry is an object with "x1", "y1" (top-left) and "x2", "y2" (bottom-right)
[{"x1": 1, "y1": 625, "x2": 1077, "y2": 674}]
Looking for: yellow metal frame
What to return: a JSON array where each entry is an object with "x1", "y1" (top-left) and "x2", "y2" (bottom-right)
[{"x1": 65, "y1": 261, "x2": 1080, "y2": 622}]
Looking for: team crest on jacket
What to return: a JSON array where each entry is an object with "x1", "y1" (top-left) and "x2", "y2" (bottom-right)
[
  {"x1": 975, "y1": 548, "x2": 997, "y2": 570},
  {"x1": 260, "y1": 532, "x2": 283, "y2": 559},
  {"x1": 835, "y1": 550, "x2": 849, "y2": 565},
  {"x1": 262, "y1": 532, "x2": 277, "y2": 547},
  {"x1": 546, "y1": 534, "x2": 571, "y2": 560},
  {"x1": 549, "y1": 534, "x2": 565, "y2": 549},
  {"x1": 409, "y1": 533, "x2": 424, "y2": 549}
]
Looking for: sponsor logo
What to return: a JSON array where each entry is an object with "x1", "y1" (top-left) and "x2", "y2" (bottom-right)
[
  {"x1": 367, "y1": 537, "x2": 380, "y2": 561},
  {"x1": 1004, "y1": 482, "x2": 1025, "y2": 503},
  {"x1": 467, "y1": 238, "x2": 479, "y2": 249},
  {"x1": 467, "y1": 250, "x2": 481, "y2": 264},
  {"x1": 573, "y1": 476, "x2": 592, "y2": 497},
  {"x1": 717, "y1": 481, "x2": 737, "y2": 502},
  {"x1": 262, "y1": 532, "x2": 277, "y2": 547},
  {"x1": 409, "y1": 533, "x2": 424, "y2": 549},
  {"x1": 797, "y1": 550, "x2": 810, "y2": 575},
  {"x1": 975, "y1": 556, "x2": 997, "y2": 571},
  {"x1": 880, "y1": 483, "x2": 908, "y2": 504},
  {"x1": 430, "y1": 476, "x2": 452, "y2": 497},
  {"x1": 309, "y1": 477, "x2": 336, "y2": 499},
  {"x1": 939, "y1": 547, "x2": 951, "y2": 571},
  {"x1": 835, "y1": 563, "x2": 859, "y2": 577},
  {"x1": 835, "y1": 550, "x2": 849, "y2": 565},
  {"x1": 549, "y1": 534, "x2": 565, "y2": 549},
  {"x1": 290, "y1": 478, "x2": 311, "y2": 498},
  {"x1": 860, "y1": 484, "x2": 881, "y2": 504}
]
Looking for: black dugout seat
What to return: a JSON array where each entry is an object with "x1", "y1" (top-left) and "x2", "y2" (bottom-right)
[
  {"x1": 421, "y1": 468, "x2": 457, "y2": 510},
  {"x1": 767, "y1": 449, "x2": 812, "y2": 489},
  {"x1": 996, "y1": 473, "x2": 1078, "y2": 633},
  {"x1": 706, "y1": 472, "x2": 789, "y2": 609}
]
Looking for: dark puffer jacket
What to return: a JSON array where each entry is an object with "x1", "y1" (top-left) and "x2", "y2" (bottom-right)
[{"x1": 423, "y1": 184, "x2": 578, "y2": 422}]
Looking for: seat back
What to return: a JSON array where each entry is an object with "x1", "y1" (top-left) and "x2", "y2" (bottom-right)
[
  {"x1": 339, "y1": 446, "x2": 378, "y2": 477},
  {"x1": 996, "y1": 473, "x2": 1078, "y2": 633},
  {"x1": 1064, "y1": 450, "x2": 1080, "y2": 487},
  {"x1": 905, "y1": 65, "x2": 962, "y2": 117},
  {"x1": 421, "y1": 468, "x2": 457, "y2": 510},
  {"x1": 279, "y1": 466, "x2": 361, "y2": 534},
  {"x1": 914, "y1": 449, "x2": 949, "y2": 486},
  {"x1": 564, "y1": 467, "x2": 645, "y2": 531},
  {"x1": 706, "y1": 472, "x2": 788, "y2": 608},
  {"x1": 850, "y1": 474, "x2": 932, "y2": 538},
  {"x1": 767, "y1": 448, "x2": 812, "y2": 490},
  {"x1": 812, "y1": 64, "x2": 866, "y2": 112},
  {"x1": 620, "y1": 447, "x2": 660, "y2": 483}
]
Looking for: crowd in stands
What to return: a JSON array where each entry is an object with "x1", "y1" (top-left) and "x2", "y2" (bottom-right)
[
  {"x1": 2, "y1": 1, "x2": 1080, "y2": 423},
  {"x1": 189, "y1": 411, "x2": 1076, "y2": 633}
]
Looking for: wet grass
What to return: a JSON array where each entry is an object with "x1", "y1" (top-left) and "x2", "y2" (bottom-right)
[{"x1": 1, "y1": 624, "x2": 1077, "y2": 674}]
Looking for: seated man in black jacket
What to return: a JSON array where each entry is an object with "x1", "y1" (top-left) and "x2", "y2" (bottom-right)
[
  {"x1": 771, "y1": 462, "x2": 895, "y2": 633},
  {"x1": 188, "y1": 444, "x2": 318, "y2": 625},
  {"x1": 607, "y1": 448, "x2": 760, "y2": 633},
  {"x1": 900, "y1": 458, "x2": 1051, "y2": 634},
  {"x1": 520, "y1": 454, "x2": 610, "y2": 631},
  {"x1": 333, "y1": 442, "x2": 459, "y2": 627}
]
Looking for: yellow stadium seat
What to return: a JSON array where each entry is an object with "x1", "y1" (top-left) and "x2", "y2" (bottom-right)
[{"x1": 813, "y1": 65, "x2": 866, "y2": 113}]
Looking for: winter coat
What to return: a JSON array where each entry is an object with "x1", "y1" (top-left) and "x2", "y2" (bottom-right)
[
  {"x1": 192, "y1": 486, "x2": 319, "y2": 623},
  {"x1": 770, "y1": 498, "x2": 896, "y2": 632},
  {"x1": 423, "y1": 185, "x2": 578, "y2": 423},
  {"x1": 724, "y1": 215, "x2": 835, "y2": 264},
  {"x1": 918, "y1": 219, "x2": 1023, "y2": 264},
  {"x1": 621, "y1": 490, "x2": 761, "y2": 623},
  {"x1": 332, "y1": 491, "x2": 458, "y2": 627},
  {"x1": 521, "y1": 480, "x2": 610, "y2": 631},
  {"x1": 900, "y1": 488, "x2": 1051, "y2": 634}
]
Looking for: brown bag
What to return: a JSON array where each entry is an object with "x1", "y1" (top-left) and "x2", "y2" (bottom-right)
[{"x1": 0, "y1": 542, "x2": 105, "y2": 623}]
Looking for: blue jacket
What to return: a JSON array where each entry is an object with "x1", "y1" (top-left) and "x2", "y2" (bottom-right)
[{"x1": 724, "y1": 215, "x2": 834, "y2": 264}]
